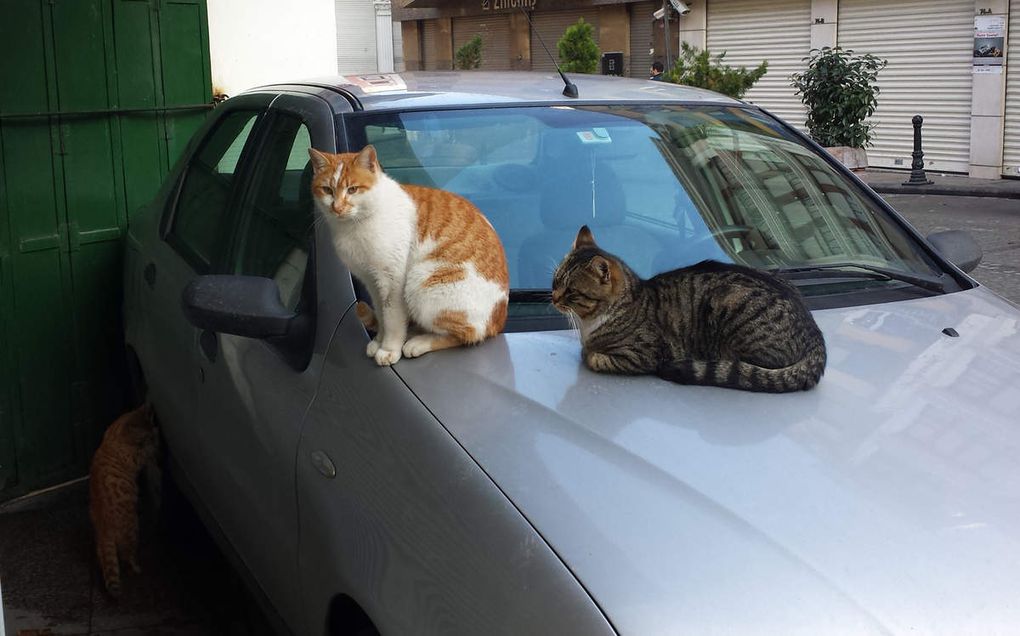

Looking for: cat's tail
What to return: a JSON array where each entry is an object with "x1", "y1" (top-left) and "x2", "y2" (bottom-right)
[
  {"x1": 354, "y1": 301, "x2": 378, "y2": 332},
  {"x1": 658, "y1": 343, "x2": 826, "y2": 393},
  {"x1": 97, "y1": 536, "x2": 122, "y2": 598}
]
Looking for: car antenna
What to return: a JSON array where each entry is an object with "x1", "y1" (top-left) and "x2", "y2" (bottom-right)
[{"x1": 519, "y1": 7, "x2": 578, "y2": 98}]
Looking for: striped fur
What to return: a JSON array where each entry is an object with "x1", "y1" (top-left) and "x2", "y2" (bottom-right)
[
  {"x1": 552, "y1": 226, "x2": 826, "y2": 393},
  {"x1": 89, "y1": 403, "x2": 158, "y2": 597},
  {"x1": 309, "y1": 146, "x2": 509, "y2": 366}
]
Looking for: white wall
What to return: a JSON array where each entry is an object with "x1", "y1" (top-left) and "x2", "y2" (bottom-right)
[{"x1": 208, "y1": 0, "x2": 338, "y2": 97}]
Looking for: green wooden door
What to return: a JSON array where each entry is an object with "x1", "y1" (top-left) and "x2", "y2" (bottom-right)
[{"x1": 0, "y1": 0, "x2": 211, "y2": 499}]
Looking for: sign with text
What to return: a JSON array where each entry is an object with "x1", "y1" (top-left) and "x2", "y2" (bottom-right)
[
  {"x1": 973, "y1": 15, "x2": 1005, "y2": 69},
  {"x1": 482, "y1": 0, "x2": 537, "y2": 10}
]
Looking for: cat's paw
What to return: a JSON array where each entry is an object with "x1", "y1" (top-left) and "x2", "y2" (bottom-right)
[
  {"x1": 366, "y1": 338, "x2": 381, "y2": 357},
  {"x1": 374, "y1": 348, "x2": 401, "y2": 366},
  {"x1": 402, "y1": 335, "x2": 434, "y2": 358}
]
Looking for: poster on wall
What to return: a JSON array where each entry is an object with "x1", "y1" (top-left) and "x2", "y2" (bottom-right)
[{"x1": 973, "y1": 15, "x2": 1005, "y2": 74}]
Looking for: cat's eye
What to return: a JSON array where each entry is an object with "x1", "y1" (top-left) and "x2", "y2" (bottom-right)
[
  {"x1": 347, "y1": 186, "x2": 360, "y2": 194},
  {"x1": 321, "y1": 186, "x2": 333, "y2": 195}
]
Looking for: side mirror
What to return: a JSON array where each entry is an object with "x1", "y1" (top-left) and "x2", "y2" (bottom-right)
[
  {"x1": 926, "y1": 230, "x2": 982, "y2": 274},
  {"x1": 183, "y1": 275, "x2": 296, "y2": 338}
]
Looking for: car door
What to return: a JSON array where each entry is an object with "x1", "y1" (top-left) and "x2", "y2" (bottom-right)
[
  {"x1": 147, "y1": 97, "x2": 269, "y2": 481},
  {"x1": 187, "y1": 93, "x2": 341, "y2": 633}
]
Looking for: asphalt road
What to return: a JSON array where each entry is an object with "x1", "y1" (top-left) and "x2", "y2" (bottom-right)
[{"x1": 883, "y1": 194, "x2": 1020, "y2": 306}]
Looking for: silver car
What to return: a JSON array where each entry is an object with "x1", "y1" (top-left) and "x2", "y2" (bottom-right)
[{"x1": 123, "y1": 72, "x2": 1020, "y2": 635}]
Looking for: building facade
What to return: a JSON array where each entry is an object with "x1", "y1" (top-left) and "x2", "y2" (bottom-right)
[{"x1": 395, "y1": 0, "x2": 1018, "y2": 179}]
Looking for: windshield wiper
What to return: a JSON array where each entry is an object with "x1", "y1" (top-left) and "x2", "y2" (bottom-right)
[
  {"x1": 773, "y1": 263, "x2": 946, "y2": 293},
  {"x1": 510, "y1": 290, "x2": 553, "y2": 303}
]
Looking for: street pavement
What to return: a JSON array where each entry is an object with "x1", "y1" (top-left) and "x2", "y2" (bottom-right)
[{"x1": 883, "y1": 194, "x2": 1020, "y2": 306}]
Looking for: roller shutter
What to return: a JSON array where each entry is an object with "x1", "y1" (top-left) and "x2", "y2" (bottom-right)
[
  {"x1": 706, "y1": 0, "x2": 811, "y2": 130},
  {"x1": 453, "y1": 15, "x2": 512, "y2": 71},
  {"x1": 423, "y1": 19, "x2": 442, "y2": 70},
  {"x1": 839, "y1": 0, "x2": 973, "y2": 173},
  {"x1": 1004, "y1": 0, "x2": 1020, "y2": 176},
  {"x1": 630, "y1": 1, "x2": 657, "y2": 78},
  {"x1": 336, "y1": 0, "x2": 377, "y2": 74},
  {"x1": 531, "y1": 9, "x2": 600, "y2": 73}
]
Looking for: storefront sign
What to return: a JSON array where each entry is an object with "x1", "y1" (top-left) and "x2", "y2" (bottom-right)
[
  {"x1": 482, "y1": 0, "x2": 537, "y2": 11},
  {"x1": 973, "y1": 15, "x2": 1005, "y2": 70}
]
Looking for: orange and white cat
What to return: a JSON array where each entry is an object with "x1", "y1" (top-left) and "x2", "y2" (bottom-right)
[{"x1": 309, "y1": 145, "x2": 509, "y2": 366}]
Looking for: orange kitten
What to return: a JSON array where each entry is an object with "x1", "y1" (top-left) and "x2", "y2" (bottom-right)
[
  {"x1": 309, "y1": 145, "x2": 509, "y2": 365},
  {"x1": 89, "y1": 403, "x2": 158, "y2": 597}
]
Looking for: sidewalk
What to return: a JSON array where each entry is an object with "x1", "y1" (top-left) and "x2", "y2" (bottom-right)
[
  {"x1": 0, "y1": 479, "x2": 263, "y2": 635},
  {"x1": 862, "y1": 169, "x2": 1020, "y2": 200}
]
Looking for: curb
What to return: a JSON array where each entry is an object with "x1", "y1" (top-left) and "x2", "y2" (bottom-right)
[{"x1": 867, "y1": 184, "x2": 1020, "y2": 200}]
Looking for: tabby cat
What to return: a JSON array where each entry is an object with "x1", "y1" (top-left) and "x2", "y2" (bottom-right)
[
  {"x1": 551, "y1": 226, "x2": 826, "y2": 392},
  {"x1": 89, "y1": 402, "x2": 159, "y2": 597},
  {"x1": 309, "y1": 145, "x2": 509, "y2": 366}
]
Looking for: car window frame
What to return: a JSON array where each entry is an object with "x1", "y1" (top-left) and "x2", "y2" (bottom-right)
[
  {"x1": 220, "y1": 93, "x2": 338, "y2": 369},
  {"x1": 163, "y1": 95, "x2": 275, "y2": 274}
]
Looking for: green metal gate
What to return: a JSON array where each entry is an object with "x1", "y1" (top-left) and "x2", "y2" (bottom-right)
[{"x1": 0, "y1": 0, "x2": 212, "y2": 500}]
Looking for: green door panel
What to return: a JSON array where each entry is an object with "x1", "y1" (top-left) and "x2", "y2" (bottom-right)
[
  {"x1": 0, "y1": 1, "x2": 51, "y2": 115},
  {"x1": 159, "y1": 0, "x2": 212, "y2": 164},
  {"x1": 114, "y1": 0, "x2": 171, "y2": 214},
  {"x1": 0, "y1": 0, "x2": 211, "y2": 500}
]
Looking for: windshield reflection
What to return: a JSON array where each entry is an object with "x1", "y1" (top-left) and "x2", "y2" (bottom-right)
[{"x1": 348, "y1": 105, "x2": 940, "y2": 292}]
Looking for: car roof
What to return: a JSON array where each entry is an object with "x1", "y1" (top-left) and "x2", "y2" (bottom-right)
[{"x1": 252, "y1": 71, "x2": 742, "y2": 111}]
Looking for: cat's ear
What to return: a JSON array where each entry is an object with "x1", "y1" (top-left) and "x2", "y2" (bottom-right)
[
  {"x1": 355, "y1": 145, "x2": 379, "y2": 173},
  {"x1": 573, "y1": 225, "x2": 596, "y2": 250},
  {"x1": 590, "y1": 255, "x2": 613, "y2": 285},
  {"x1": 308, "y1": 148, "x2": 331, "y2": 172}
]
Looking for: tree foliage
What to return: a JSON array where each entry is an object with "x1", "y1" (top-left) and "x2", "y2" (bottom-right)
[
  {"x1": 663, "y1": 42, "x2": 767, "y2": 99},
  {"x1": 455, "y1": 35, "x2": 483, "y2": 70},
  {"x1": 791, "y1": 47, "x2": 887, "y2": 148},
  {"x1": 557, "y1": 18, "x2": 600, "y2": 74}
]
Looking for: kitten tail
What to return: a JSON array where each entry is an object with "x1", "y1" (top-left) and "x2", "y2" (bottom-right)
[
  {"x1": 355, "y1": 301, "x2": 378, "y2": 332},
  {"x1": 97, "y1": 536, "x2": 121, "y2": 598},
  {"x1": 658, "y1": 343, "x2": 826, "y2": 393}
]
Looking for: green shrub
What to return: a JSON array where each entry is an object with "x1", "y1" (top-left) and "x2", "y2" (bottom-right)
[
  {"x1": 663, "y1": 42, "x2": 767, "y2": 99},
  {"x1": 557, "y1": 18, "x2": 600, "y2": 74},
  {"x1": 455, "y1": 35, "x2": 483, "y2": 70},
  {"x1": 791, "y1": 47, "x2": 887, "y2": 148}
]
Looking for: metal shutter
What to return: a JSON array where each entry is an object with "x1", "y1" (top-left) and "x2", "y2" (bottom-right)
[
  {"x1": 531, "y1": 9, "x2": 600, "y2": 73},
  {"x1": 423, "y1": 19, "x2": 442, "y2": 70},
  {"x1": 706, "y1": 0, "x2": 811, "y2": 130},
  {"x1": 839, "y1": 0, "x2": 973, "y2": 173},
  {"x1": 1004, "y1": 0, "x2": 1020, "y2": 176},
  {"x1": 336, "y1": 0, "x2": 378, "y2": 74},
  {"x1": 630, "y1": 1, "x2": 657, "y2": 78},
  {"x1": 453, "y1": 15, "x2": 512, "y2": 71}
]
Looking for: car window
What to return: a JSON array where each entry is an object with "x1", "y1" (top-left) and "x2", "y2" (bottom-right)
[
  {"x1": 233, "y1": 114, "x2": 314, "y2": 313},
  {"x1": 171, "y1": 110, "x2": 260, "y2": 271}
]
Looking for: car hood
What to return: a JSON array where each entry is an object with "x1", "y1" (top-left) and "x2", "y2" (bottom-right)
[{"x1": 394, "y1": 288, "x2": 1020, "y2": 635}]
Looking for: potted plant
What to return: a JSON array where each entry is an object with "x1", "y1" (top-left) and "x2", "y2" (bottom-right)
[
  {"x1": 791, "y1": 47, "x2": 887, "y2": 170},
  {"x1": 455, "y1": 35, "x2": 483, "y2": 70},
  {"x1": 558, "y1": 18, "x2": 600, "y2": 74},
  {"x1": 664, "y1": 42, "x2": 768, "y2": 99}
]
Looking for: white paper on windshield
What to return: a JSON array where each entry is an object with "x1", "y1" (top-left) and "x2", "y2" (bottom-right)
[{"x1": 577, "y1": 128, "x2": 612, "y2": 144}]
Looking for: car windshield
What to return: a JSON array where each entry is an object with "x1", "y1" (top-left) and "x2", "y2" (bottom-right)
[{"x1": 344, "y1": 104, "x2": 945, "y2": 310}]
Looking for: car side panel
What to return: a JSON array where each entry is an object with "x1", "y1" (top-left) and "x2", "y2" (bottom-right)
[{"x1": 297, "y1": 309, "x2": 615, "y2": 636}]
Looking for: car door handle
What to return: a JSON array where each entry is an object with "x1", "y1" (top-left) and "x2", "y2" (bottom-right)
[
  {"x1": 144, "y1": 262, "x2": 157, "y2": 289},
  {"x1": 199, "y1": 329, "x2": 218, "y2": 362}
]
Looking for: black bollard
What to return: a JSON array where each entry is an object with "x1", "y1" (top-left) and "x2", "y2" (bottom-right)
[{"x1": 902, "y1": 115, "x2": 933, "y2": 186}]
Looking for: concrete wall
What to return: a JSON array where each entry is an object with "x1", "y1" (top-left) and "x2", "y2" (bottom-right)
[{"x1": 208, "y1": 0, "x2": 338, "y2": 97}]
